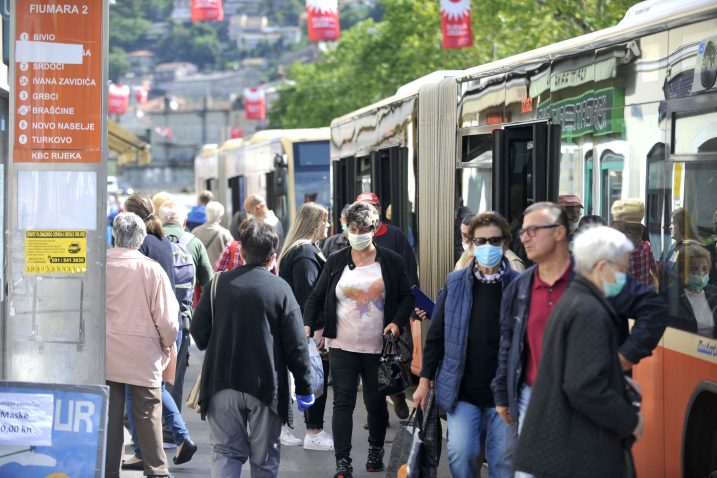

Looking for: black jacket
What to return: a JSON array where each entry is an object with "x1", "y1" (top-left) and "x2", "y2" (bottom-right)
[
  {"x1": 492, "y1": 261, "x2": 667, "y2": 422},
  {"x1": 373, "y1": 223, "x2": 419, "y2": 287},
  {"x1": 322, "y1": 233, "x2": 349, "y2": 258},
  {"x1": 279, "y1": 242, "x2": 325, "y2": 312},
  {"x1": 515, "y1": 276, "x2": 639, "y2": 478},
  {"x1": 303, "y1": 244, "x2": 414, "y2": 338},
  {"x1": 666, "y1": 283, "x2": 717, "y2": 337},
  {"x1": 190, "y1": 265, "x2": 312, "y2": 422}
]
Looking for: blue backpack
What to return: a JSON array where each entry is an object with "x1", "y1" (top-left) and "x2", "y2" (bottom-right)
[{"x1": 171, "y1": 232, "x2": 197, "y2": 328}]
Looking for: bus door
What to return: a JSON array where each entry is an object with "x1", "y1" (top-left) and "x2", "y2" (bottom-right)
[
  {"x1": 267, "y1": 153, "x2": 289, "y2": 233},
  {"x1": 228, "y1": 175, "x2": 245, "y2": 217},
  {"x1": 371, "y1": 147, "x2": 411, "y2": 236},
  {"x1": 492, "y1": 121, "x2": 561, "y2": 225},
  {"x1": 332, "y1": 156, "x2": 354, "y2": 229}
]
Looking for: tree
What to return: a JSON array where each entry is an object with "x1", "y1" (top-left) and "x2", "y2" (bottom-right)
[
  {"x1": 270, "y1": 0, "x2": 638, "y2": 128},
  {"x1": 108, "y1": 47, "x2": 130, "y2": 83}
]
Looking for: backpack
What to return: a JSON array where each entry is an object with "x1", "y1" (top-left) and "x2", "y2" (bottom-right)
[{"x1": 171, "y1": 232, "x2": 197, "y2": 329}]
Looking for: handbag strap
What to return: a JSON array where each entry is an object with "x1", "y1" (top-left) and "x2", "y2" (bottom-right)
[{"x1": 210, "y1": 271, "x2": 222, "y2": 323}]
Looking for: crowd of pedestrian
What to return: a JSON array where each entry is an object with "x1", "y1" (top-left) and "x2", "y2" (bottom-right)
[{"x1": 104, "y1": 186, "x2": 716, "y2": 478}]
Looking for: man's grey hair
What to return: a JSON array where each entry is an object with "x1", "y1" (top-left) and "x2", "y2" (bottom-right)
[
  {"x1": 345, "y1": 201, "x2": 380, "y2": 230},
  {"x1": 158, "y1": 200, "x2": 187, "y2": 224},
  {"x1": 205, "y1": 201, "x2": 225, "y2": 223},
  {"x1": 573, "y1": 225, "x2": 634, "y2": 274},
  {"x1": 112, "y1": 212, "x2": 147, "y2": 249},
  {"x1": 524, "y1": 201, "x2": 569, "y2": 231}
]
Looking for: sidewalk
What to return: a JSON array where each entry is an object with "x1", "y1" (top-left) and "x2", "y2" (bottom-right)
[{"x1": 121, "y1": 345, "x2": 465, "y2": 477}]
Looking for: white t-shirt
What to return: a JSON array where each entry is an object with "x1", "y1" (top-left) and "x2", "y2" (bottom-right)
[
  {"x1": 685, "y1": 290, "x2": 715, "y2": 332},
  {"x1": 327, "y1": 262, "x2": 386, "y2": 354}
]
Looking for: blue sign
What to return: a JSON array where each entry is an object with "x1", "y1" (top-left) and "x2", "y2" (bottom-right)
[{"x1": 0, "y1": 382, "x2": 108, "y2": 478}]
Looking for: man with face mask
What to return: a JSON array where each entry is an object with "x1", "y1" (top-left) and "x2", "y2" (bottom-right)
[
  {"x1": 492, "y1": 202, "x2": 667, "y2": 475},
  {"x1": 558, "y1": 194, "x2": 583, "y2": 236},
  {"x1": 323, "y1": 204, "x2": 351, "y2": 258}
]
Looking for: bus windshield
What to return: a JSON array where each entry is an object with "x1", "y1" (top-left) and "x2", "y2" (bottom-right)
[{"x1": 293, "y1": 140, "x2": 330, "y2": 210}]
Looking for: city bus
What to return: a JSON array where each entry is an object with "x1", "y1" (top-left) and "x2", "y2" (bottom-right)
[
  {"x1": 329, "y1": 0, "x2": 717, "y2": 475},
  {"x1": 194, "y1": 128, "x2": 331, "y2": 232}
]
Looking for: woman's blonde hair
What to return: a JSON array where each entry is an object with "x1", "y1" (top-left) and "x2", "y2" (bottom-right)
[{"x1": 278, "y1": 202, "x2": 328, "y2": 266}]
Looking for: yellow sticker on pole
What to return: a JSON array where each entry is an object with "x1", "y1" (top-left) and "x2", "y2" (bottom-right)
[{"x1": 24, "y1": 231, "x2": 87, "y2": 274}]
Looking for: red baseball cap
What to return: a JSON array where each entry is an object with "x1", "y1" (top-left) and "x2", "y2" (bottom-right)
[
  {"x1": 356, "y1": 192, "x2": 381, "y2": 207},
  {"x1": 558, "y1": 194, "x2": 583, "y2": 208}
]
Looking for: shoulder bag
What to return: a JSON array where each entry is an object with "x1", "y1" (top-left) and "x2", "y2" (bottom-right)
[{"x1": 186, "y1": 271, "x2": 221, "y2": 411}]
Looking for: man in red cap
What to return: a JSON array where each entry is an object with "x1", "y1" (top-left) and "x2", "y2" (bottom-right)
[
  {"x1": 355, "y1": 192, "x2": 417, "y2": 421},
  {"x1": 558, "y1": 194, "x2": 583, "y2": 235}
]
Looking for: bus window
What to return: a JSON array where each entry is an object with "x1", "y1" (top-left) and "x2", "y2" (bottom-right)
[
  {"x1": 356, "y1": 156, "x2": 371, "y2": 194},
  {"x1": 600, "y1": 151, "x2": 624, "y2": 222},
  {"x1": 293, "y1": 140, "x2": 330, "y2": 211}
]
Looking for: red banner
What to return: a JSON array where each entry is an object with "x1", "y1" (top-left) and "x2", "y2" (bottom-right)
[
  {"x1": 306, "y1": 0, "x2": 340, "y2": 42},
  {"x1": 191, "y1": 0, "x2": 224, "y2": 22},
  {"x1": 244, "y1": 88, "x2": 266, "y2": 121},
  {"x1": 440, "y1": 0, "x2": 473, "y2": 49},
  {"x1": 133, "y1": 85, "x2": 148, "y2": 104},
  {"x1": 108, "y1": 83, "x2": 130, "y2": 115},
  {"x1": 230, "y1": 126, "x2": 244, "y2": 139}
]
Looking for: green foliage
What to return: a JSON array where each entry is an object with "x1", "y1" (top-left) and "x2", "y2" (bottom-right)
[
  {"x1": 108, "y1": 47, "x2": 130, "y2": 83},
  {"x1": 270, "y1": 0, "x2": 638, "y2": 128}
]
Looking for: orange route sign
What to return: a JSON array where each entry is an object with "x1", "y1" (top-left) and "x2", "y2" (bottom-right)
[{"x1": 13, "y1": 0, "x2": 104, "y2": 163}]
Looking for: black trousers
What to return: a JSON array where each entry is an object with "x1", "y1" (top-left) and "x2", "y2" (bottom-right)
[
  {"x1": 329, "y1": 348, "x2": 389, "y2": 461},
  {"x1": 167, "y1": 329, "x2": 190, "y2": 412},
  {"x1": 305, "y1": 356, "x2": 330, "y2": 428}
]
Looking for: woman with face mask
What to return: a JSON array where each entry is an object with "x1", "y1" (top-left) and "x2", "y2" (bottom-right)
[
  {"x1": 413, "y1": 211, "x2": 519, "y2": 478},
  {"x1": 667, "y1": 243, "x2": 717, "y2": 337},
  {"x1": 303, "y1": 201, "x2": 414, "y2": 478},
  {"x1": 514, "y1": 226, "x2": 644, "y2": 478}
]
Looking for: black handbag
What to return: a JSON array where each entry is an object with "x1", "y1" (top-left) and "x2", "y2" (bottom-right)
[{"x1": 377, "y1": 333, "x2": 412, "y2": 396}]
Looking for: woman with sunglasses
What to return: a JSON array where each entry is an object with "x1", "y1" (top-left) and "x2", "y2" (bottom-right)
[{"x1": 413, "y1": 211, "x2": 519, "y2": 478}]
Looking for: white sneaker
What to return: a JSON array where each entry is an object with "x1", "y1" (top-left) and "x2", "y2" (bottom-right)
[
  {"x1": 303, "y1": 430, "x2": 335, "y2": 451},
  {"x1": 280, "y1": 424, "x2": 303, "y2": 446}
]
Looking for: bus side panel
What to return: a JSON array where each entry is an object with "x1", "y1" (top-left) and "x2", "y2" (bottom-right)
[
  {"x1": 662, "y1": 345, "x2": 717, "y2": 477},
  {"x1": 632, "y1": 346, "x2": 666, "y2": 478}
]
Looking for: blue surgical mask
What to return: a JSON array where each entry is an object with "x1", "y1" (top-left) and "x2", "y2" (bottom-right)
[
  {"x1": 473, "y1": 244, "x2": 503, "y2": 268},
  {"x1": 686, "y1": 273, "x2": 709, "y2": 291},
  {"x1": 604, "y1": 270, "x2": 627, "y2": 298}
]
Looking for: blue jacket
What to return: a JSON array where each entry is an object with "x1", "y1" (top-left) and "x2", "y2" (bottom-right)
[
  {"x1": 425, "y1": 258, "x2": 519, "y2": 413},
  {"x1": 491, "y1": 261, "x2": 667, "y2": 423}
]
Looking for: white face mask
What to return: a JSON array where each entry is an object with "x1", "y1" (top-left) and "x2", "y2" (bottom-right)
[{"x1": 348, "y1": 231, "x2": 373, "y2": 250}]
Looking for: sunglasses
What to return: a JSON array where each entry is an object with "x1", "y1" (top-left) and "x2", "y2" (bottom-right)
[
  {"x1": 517, "y1": 224, "x2": 560, "y2": 238},
  {"x1": 471, "y1": 236, "x2": 504, "y2": 247}
]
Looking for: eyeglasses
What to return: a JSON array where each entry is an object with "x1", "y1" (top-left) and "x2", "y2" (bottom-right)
[
  {"x1": 518, "y1": 224, "x2": 560, "y2": 238},
  {"x1": 471, "y1": 236, "x2": 504, "y2": 247}
]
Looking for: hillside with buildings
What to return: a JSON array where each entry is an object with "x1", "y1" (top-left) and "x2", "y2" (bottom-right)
[{"x1": 109, "y1": 0, "x2": 379, "y2": 191}]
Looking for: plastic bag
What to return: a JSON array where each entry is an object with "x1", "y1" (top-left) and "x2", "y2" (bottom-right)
[{"x1": 308, "y1": 337, "x2": 324, "y2": 398}]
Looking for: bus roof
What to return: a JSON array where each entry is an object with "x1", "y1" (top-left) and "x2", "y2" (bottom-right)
[
  {"x1": 245, "y1": 128, "x2": 330, "y2": 145},
  {"x1": 218, "y1": 138, "x2": 244, "y2": 152},
  {"x1": 198, "y1": 143, "x2": 219, "y2": 156},
  {"x1": 458, "y1": 0, "x2": 717, "y2": 83}
]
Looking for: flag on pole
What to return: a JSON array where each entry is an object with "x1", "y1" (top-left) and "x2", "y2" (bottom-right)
[
  {"x1": 440, "y1": 0, "x2": 473, "y2": 49},
  {"x1": 306, "y1": 0, "x2": 340, "y2": 42}
]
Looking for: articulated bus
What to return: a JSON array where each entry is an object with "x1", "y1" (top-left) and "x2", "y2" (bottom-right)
[
  {"x1": 330, "y1": 1, "x2": 717, "y2": 475},
  {"x1": 194, "y1": 128, "x2": 331, "y2": 232}
]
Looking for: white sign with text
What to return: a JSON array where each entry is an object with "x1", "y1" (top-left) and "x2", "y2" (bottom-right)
[{"x1": 0, "y1": 393, "x2": 53, "y2": 446}]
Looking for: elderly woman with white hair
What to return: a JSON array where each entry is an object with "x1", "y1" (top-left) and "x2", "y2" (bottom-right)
[
  {"x1": 191, "y1": 200, "x2": 234, "y2": 264},
  {"x1": 304, "y1": 201, "x2": 414, "y2": 478},
  {"x1": 514, "y1": 226, "x2": 644, "y2": 478},
  {"x1": 105, "y1": 212, "x2": 179, "y2": 478}
]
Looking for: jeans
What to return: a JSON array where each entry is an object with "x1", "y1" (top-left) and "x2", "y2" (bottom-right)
[
  {"x1": 206, "y1": 389, "x2": 281, "y2": 478},
  {"x1": 126, "y1": 383, "x2": 190, "y2": 459},
  {"x1": 446, "y1": 401, "x2": 514, "y2": 478},
  {"x1": 515, "y1": 383, "x2": 533, "y2": 478},
  {"x1": 329, "y1": 348, "x2": 389, "y2": 461}
]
